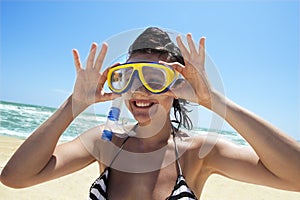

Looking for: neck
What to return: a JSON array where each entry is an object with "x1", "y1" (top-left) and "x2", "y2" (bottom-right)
[{"x1": 133, "y1": 119, "x2": 173, "y2": 150}]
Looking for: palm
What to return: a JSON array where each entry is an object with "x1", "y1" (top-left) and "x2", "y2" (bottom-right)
[
  {"x1": 72, "y1": 43, "x2": 119, "y2": 110},
  {"x1": 73, "y1": 69, "x2": 102, "y2": 105},
  {"x1": 162, "y1": 34, "x2": 212, "y2": 108}
]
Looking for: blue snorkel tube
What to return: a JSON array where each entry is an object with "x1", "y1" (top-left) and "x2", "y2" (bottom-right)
[{"x1": 101, "y1": 97, "x2": 123, "y2": 141}]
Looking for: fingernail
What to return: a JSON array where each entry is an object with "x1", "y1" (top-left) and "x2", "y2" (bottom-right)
[{"x1": 91, "y1": 42, "x2": 97, "y2": 48}]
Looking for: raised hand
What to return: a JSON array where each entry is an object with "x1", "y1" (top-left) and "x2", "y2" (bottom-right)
[
  {"x1": 160, "y1": 34, "x2": 213, "y2": 109},
  {"x1": 72, "y1": 43, "x2": 120, "y2": 114}
]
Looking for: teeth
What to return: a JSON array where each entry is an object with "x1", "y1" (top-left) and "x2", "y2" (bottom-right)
[{"x1": 135, "y1": 101, "x2": 151, "y2": 107}]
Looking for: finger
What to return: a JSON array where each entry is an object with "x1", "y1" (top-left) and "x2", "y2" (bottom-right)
[
  {"x1": 94, "y1": 42, "x2": 108, "y2": 72},
  {"x1": 109, "y1": 62, "x2": 121, "y2": 68},
  {"x1": 86, "y1": 43, "x2": 97, "y2": 70},
  {"x1": 95, "y1": 90, "x2": 121, "y2": 103},
  {"x1": 159, "y1": 60, "x2": 185, "y2": 74},
  {"x1": 72, "y1": 49, "x2": 82, "y2": 73},
  {"x1": 176, "y1": 35, "x2": 190, "y2": 59},
  {"x1": 186, "y1": 33, "x2": 198, "y2": 54},
  {"x1": 98, "y1": 67, "x2": 110, "y2": 89},
  {"x1": 199, "y1": 37, "x2": 206, "y2": 65},
  {"x1": 97, "y1": 63, "x2": 122, "y2": 94},
  {"x1": 96, "y1": 69, "x2": 111, "y2": 102},
  {"x1": 100, "y1": 62, "x2": 120, "y2": 82},
  {"x1": 101, "y1": 92, "x2": 122, "y2": 101}
]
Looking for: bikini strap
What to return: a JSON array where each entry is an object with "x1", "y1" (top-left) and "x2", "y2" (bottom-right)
[
  {"x1": 109, "y1": 136, "x2": 130, "y2": 168},
  {"x1": 108, "y1": 124, "x2": 141, "y2": 168},
  {"x1": 172, "y1": 127, "x2": 183, "y2": 176}
]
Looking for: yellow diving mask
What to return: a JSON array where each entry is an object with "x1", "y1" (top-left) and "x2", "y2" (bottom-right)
[{"x1": 107, "y1": 62, "x2": 178, "y2": 94}]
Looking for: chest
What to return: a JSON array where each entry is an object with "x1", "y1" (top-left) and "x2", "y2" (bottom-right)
[{"x1": 107, "y1": 164, "x2": 178, "y2": 200}]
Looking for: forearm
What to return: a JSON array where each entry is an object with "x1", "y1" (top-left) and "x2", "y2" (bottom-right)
[
  {"x1": 210, "y1": 91, "x2": 300, "y2": 183},
  {"x1": 1, "y1": 95, "x2": 86, "y2": 182}
]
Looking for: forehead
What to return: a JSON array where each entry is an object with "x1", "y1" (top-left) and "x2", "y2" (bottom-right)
[{"x1": 127, "y1": 53, "x2": 169, "y2": 63}]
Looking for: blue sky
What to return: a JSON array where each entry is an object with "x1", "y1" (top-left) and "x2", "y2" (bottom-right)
[{"x1": 0, "y1": 0, "x2": 299, "y2": 140}]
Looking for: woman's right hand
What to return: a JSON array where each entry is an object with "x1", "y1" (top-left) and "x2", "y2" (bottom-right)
[{"x1": 72, "y1": 43, "x2": 120, "y2": 114}]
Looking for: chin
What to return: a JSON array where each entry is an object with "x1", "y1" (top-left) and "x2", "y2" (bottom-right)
[
  {"x1": 135, "y1": 117, "x2": 152, "y2": 126},
  {"x1": 129, "y1": 100, "x2": 159, "y2": 124}
]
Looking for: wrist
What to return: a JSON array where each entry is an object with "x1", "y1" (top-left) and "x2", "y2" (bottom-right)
[
  {"x1": 61, "y1": 95, "x2": 89, "y2": 119},
  {"x1": 206, "y1": 90, "x2": 228, "y2": 118}
]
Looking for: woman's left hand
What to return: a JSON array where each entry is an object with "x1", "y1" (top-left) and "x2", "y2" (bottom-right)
[{"x1": 160, "y1": 34, "x2": 213, "y2": 109}]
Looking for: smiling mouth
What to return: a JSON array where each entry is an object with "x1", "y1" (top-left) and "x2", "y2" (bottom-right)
[{"x1": 133, "y1": 100, "x2": 155, "y2": 108}]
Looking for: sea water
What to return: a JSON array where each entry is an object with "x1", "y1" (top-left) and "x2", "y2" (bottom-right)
[{"x1": 0, "y1": 100, "x2": 248, "y2": 145}]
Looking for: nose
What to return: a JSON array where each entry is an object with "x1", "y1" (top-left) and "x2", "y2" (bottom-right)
[{"x1": 129, "y1": 77, "x2": 150, "y2": 94}]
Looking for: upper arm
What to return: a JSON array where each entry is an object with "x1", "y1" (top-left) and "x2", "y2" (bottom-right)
[
  {"x1": 30, "y1": 137, "x2": 96, "y2": 186},
  {"x1": 34, "y1": 124, "x2": 107, "y2": 186},
  {"x1": 206, "y1": 138, "x2": 297, "y2": 191},
  {"x1": 2, "y1": 126, "x2": 102, "y2": 188}
]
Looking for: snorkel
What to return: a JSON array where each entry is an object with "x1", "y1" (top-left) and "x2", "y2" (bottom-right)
[{"x1": 101, "y1": 96, "x2": 123, "y2": 141}]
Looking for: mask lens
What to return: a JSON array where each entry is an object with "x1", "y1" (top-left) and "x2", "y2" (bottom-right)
[
  {"x1": 142, "y1": 66, "x2": 168, "y2": 91},
  {"x1": 110, "y1": 67, "x2": 133, "y2": 91}
]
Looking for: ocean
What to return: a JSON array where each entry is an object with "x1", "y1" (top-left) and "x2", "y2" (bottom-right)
[{"x1": 0, "y1": 100, "x2": 248, "y2": 145}]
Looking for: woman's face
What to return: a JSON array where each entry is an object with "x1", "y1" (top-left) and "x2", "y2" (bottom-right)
[{"x1": 123, "y1": 53, "x2": 174, "y2": 126}]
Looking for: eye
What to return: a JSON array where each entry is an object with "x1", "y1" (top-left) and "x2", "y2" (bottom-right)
[
  {"x1": 144, "y1": 75, "x2": 167, "y2": 90},
  {"x1": 111, "y1": 68, "x2": 133, "y2": 90},
  {"x1": 142, "y1": 67, "x2": 166, "y2": 81}
]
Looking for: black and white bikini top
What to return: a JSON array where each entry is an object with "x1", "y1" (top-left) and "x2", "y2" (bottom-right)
[{"x1": 89, "y1": 132, "x2": 198, "y2": 200}]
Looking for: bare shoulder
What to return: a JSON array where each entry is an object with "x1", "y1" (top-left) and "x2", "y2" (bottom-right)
[
  {"x1": 174, "y1": 130, "x2": 216, "y2": 168},
  {"x1": 77, "y1": 124, "x2": 105, "y2": 160},
  {"x1": 175, "y1": 130, "x2": 257, "y2": 167},
  {"x1": 174, "y1": 130, "x2": 219, "y2": 156}
]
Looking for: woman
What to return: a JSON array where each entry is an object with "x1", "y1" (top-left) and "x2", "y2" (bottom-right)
[{"x1": 1, "y1": 27, "x2": 300, "y2": 200}]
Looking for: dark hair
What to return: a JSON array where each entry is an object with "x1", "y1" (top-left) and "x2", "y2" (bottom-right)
[{"x1": 128, "y1": 27, "x2": 193, "y2": 131}]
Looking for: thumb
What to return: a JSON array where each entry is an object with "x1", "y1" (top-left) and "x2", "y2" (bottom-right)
[{"x1": 159, "y1": 60, "x2": 185, "y2": 74}]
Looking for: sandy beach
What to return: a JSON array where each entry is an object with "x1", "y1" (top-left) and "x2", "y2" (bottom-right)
[{"x1": 0, "y1": 135, "x2": 299, "y2": 200}]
